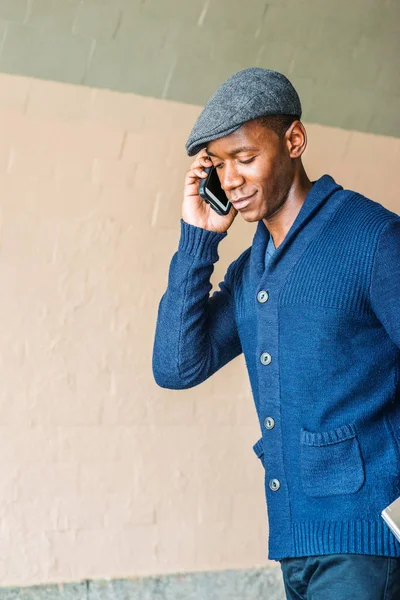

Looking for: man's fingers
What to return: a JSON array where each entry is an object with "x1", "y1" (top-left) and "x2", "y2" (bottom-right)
[
  {"x1": 193, "y1": 167, "x2": 208, "y2": 178},
  {"x1": 185, "y1": 167, "x2": 208, "y2": 184},
  {"x1": 184, "y1": 150, "x2": 212, "y2": 196},
  {"x1": 189, "y1": 153, "x2": 212, "y2": 172}
]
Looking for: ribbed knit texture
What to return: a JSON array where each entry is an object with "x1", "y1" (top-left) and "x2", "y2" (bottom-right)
[
  {"x1": 280, "y1": 195, "x2": 390, "y2": 315},
  {"x1": 178, "y1": 219, "x2": 227, "y2": 262},
  {"x1": 153, "y1": 175, "x2": 400, "y2": 560},
  {"x1": 292, "y1": 520, "x2": 400, "y2": 557}
]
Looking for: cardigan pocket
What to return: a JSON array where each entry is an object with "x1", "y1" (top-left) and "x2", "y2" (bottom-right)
[
  {"x1": 253, "y1": 438, "x2": 265, "y2": 468},
  {"x1": 300, "y1": 423, "x2": 365, "y2": 497}
]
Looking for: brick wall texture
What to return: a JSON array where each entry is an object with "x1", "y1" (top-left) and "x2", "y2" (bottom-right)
[
  {"x1": 0, "y1": 0, "x2": 398, "y2": 136},
  {"x1": 0, "y1": 0, "x2": 399, "y2": 590},
  {"x1": 0, "y1": 71, "x2": 398, "y2": 586}
]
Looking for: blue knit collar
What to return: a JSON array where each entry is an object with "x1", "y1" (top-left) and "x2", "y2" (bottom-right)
[{"x1": 250, "y1": 174, "x2": 343, "y2": 282}]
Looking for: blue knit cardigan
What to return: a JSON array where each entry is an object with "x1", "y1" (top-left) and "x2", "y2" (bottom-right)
[{"x1": 153, "y1": 175, "x2": 400, "y2": 561}]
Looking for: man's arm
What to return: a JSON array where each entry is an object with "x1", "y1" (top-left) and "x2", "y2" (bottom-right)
[
  {"x1": 153, "y1": 147, "x2": 240, "y2": 389},
  {"x1": 152, "y1": 220, "x2": 242, "y2": 389},
  {"x1": 370, "y1": 218, "x2": 400, "y2": 349}
]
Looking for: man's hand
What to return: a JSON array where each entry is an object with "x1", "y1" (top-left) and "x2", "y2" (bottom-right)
[{"x1": 182, "y1": 149, "x2": 237, "y2": 233}]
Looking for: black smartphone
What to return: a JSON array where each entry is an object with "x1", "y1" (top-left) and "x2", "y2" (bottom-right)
[{"x1": 198, "y1": 166, "x2": 231, "y2": 216}]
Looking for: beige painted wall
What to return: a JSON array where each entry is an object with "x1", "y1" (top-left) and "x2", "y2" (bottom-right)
[{"x1": 0, "y1": 72, "x2": 399, "y2": 586}]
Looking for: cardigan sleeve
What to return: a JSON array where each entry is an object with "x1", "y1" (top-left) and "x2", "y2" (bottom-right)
[
  {"x1": 370, "y1": 218, "x2": 400, "y2": 349},
  {"x1": 152, "y1": 220, "x2": 243, "y2": 389}
]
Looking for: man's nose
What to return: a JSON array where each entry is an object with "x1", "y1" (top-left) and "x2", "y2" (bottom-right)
[{"x1": 220, "y1": 165, "x2": 244, "y2": 192}]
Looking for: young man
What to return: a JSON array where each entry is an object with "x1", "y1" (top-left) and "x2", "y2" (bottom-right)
[{"x1": 152, "y1": 68, "x2": 400, "y2": 599}]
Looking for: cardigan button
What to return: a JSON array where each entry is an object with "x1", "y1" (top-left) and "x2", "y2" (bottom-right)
[
  {"x1": 260, "y1": 352, "x2": 272, "y2": 365},
  {"x1": 269, "y1": 478, "x2": 281, "y2": 491},
  {"x1": 257, "y1": 290, "x2": 269, "y2": 303},
  {"x1": 264, "y1": 417, "x2": 275, "y2": 430}
]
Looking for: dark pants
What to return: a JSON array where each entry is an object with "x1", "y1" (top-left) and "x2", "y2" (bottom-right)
[{"x1": 280, "y1": 554, "x2": 400, "y2": 599}]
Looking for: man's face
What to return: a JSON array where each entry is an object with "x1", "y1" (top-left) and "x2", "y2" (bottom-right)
[{"x1": 206, "y1": 119, "x2": 295, "y2": 222}]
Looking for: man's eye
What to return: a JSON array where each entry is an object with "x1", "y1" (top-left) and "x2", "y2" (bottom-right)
[
  {"x1": 215, "y1": 164, "x2": 224, "y2": 169},
  {"x1": 239, "y1": 157, "x2": 255, "y2": 165}
]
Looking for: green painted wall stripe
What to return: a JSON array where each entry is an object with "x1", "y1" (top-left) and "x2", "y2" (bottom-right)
[
  {"x1": 0, "y1": 567, "x2": 285, "y2": 599},
  {"x1": 0, "y1": 1, "x2": 398, "y2": 134}
]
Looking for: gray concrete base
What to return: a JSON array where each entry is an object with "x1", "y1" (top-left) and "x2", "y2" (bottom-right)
[{"x1": 0, "y1": 567, "x2": 286, "y2": 599}]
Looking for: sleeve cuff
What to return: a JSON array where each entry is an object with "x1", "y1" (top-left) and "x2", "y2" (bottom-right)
[{"x1": 178, "y1": 219, "x2": 227, "y2": 262}]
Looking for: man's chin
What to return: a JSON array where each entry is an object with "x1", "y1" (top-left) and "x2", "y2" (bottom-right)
[{"x1": 237, "y1": 207, "x2": 263, "y2": 223}]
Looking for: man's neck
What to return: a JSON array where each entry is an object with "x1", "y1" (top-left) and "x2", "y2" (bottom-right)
[{"x1": 263, "y1": 170, "x2": 312, "y2": 248}]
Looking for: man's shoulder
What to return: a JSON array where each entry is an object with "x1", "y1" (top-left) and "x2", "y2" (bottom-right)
[
  {"x1": 341, "y1": 186, "x2": 398, "y2": 220},
  {"x1": 334, "y1": 186, "x2": 399, "y2": 237}
]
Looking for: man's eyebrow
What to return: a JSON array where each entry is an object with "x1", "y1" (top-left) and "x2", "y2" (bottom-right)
[{"x1": 207, "y1": 145, "x2": 258, "y2": 158}]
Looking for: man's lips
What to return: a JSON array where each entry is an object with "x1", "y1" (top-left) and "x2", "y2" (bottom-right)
[{"x1": 230, "y1": 191, "x2": 257, "y2": 209}]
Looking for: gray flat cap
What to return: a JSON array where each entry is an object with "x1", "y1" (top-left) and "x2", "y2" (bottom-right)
[{"x1": 185, "y1": 68, "x2": 302, "y2": 156}]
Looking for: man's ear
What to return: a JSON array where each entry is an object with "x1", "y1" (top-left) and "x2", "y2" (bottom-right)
[{"x1": 286, "y1": 121, "x2": 307, "y2": 159}]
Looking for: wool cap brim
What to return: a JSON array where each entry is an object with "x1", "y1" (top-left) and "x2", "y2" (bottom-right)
[{"x1": 185, "y1": 68, "x2": 302, "y2": 156}]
